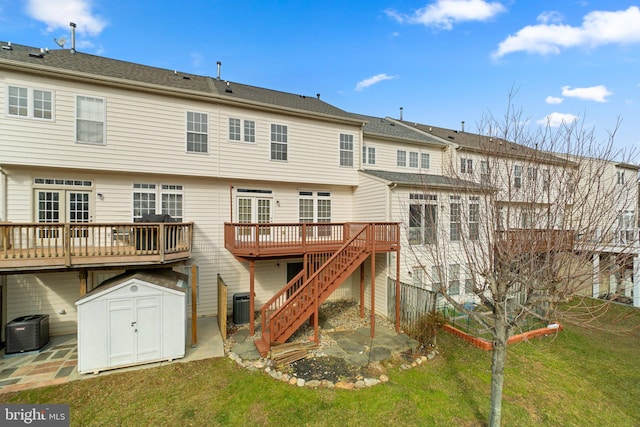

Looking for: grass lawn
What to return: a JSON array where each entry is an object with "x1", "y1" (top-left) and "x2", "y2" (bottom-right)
[{"x1": 1, "y1": 301, "x2": 639, "y2": 426}]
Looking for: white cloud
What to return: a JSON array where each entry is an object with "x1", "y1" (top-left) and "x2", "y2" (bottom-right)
[
  {"x1": 537, "y1": 112, "x2": 579, "y2": 127},
  {"x1": 386, "y1": 0, "x2": 506, "y2": 30},
  {"x1": 545, "y1": 96, "x2": 563, "y2": 104},
  {"x1": 355, "y1": 73, "x2": 396, "y2": 91},
  {"x1": 561, "y1": 85, "x2": 612, "y2": 102},
  {"x1": 494, "y1": 6, "x2": 640, "y2": 58},
  {"x1": 26, "y1": 0, "x2": 106, "y2": 36}
]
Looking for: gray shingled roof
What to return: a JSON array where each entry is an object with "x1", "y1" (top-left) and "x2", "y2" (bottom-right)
[
  {"x1": 399, "y1": 121, "x2": 569, "y2": 165},
  {"x1": 361, "y1": 169, "x2": 487, "y2": 191},
  {"x1": 352, "y1": 114, "x2": 449, "y2": 147},
  {"x1": 79, "y1": 269, "x2": 187, "y2": 300},
  {"x1": 0, "y1": 42, "x2": 355, "y2": 120}
]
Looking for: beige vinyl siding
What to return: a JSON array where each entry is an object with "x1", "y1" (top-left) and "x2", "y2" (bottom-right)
[
  {"x1": 6, "y1": 272, "x2": 79, "y2": 336},
  {"x1": 357, "y1": 255, "x2": 390, "y2": 318},
  {"x1": 362, "y1": 136, "x2": 444, "y2": 175},
  {"x1": 217, "y1": 106, "x2": 361, "y2": 186},
  {"x1": 353, "y1": 174, "x2": 388, "y2": 222},
  {"x1": 2, "y1": 73, "x2": 221, "y2": 176},
  {"x1": 2, "y1": 73, "x2": 361, "y2": 187}
]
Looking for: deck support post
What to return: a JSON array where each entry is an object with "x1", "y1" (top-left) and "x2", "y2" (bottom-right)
[
  {"x1": 79, "y1": 269, "x2": 87, "y2": 297},
  {"x1": 370, "y1": 242, "x2": 376, "y2": 338},
  {"x1": 634, "y1": 255, "x2": 640, "y2": 308},
  {"x1": 313, "y1": 276, "x2": 319, "y2": 344},
  {"x1": 249, "y1": 260, "x2": 255, "y2": 336},
  {"x1": 395, "y1": 249, "x2": 401, "y2": 333},
  {"x1": 359, "y1": 264, "x2": 365, "y2": 318},
  {"x1": 191, "y1": 264, "x2": 198, "y2": 347},
  {"x1": 592, "y1": 253, "x2": 600, "y2": 297}
]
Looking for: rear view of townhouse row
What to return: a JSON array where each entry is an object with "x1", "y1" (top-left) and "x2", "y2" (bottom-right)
[{"x1": 1, "y1": 41, "x2": 638, "y2": 358}]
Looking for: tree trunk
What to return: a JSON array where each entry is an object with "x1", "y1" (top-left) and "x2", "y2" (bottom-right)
[{"x1": 489, "y1": 316, "x2": 509, "y2": 426}]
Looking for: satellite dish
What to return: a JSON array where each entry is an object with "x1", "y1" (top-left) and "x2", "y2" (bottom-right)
[{"x1": 54, "y1": 37, "x2": 66, "y2": 48}]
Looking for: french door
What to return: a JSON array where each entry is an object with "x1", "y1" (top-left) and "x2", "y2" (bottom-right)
[
  {"x1": 35, "y1": 189, "x2": 91, "y2": 245},
  {"x1": 236, "y1": 196, "x2": 272, "y2": 239}
]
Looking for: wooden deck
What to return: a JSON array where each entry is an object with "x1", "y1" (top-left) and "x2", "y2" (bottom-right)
[
  {"x1": 495, "y1": 229, "x2": 575, "y2": 254},
  {"x1": 224, "y1": 222, "x2": 399, "y2": 259},
  {"x1": 0, "y1": 222, "x2": 193, "y2": 272}
]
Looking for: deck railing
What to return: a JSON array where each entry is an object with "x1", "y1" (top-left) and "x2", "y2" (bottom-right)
[
  {"x1": 0, "y1": 222, "x2": 193, "y2": 270},
  {"x1": 495, "y1": 229, "x2": 575, "y2": 253},
  {"x1": 224, "y1": 222, "x2": 399, "y2": 257}
]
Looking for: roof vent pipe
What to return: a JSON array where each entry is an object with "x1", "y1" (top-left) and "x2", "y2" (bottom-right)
[
  {"x1": 400, "y1": 107, "x2": 403, "y2": 121},
  {"x1": 316, "y1": 93, "x2": 320, "y2": 99},
  {"x1": 461, "y1": 120, "x2": 465, "y2": 132},
  {"x1": 216, "y1": 61, "x2": 221, "y2": 80},
  {"x1": 70, "y1": 22, "x2": 76, "y2": 53}
]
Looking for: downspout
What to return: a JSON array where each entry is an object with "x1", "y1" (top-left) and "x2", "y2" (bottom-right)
[
  {"x1": 387, "y1": 182, "x2": 398, "y2": 327},
  {"x1": 359, "y1": 122, "x2": 365, "y2": 171},
  {"x1": 0, "y1": 166, "x2": 7, "y2": 222}
]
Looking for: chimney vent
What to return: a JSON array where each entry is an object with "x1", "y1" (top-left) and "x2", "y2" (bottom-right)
[
  {"x1": 70, "y1": 22, "x2": 76, "y2": 53},
  {"x1": 400, "y1": 107, "x2": 404, "y2": 120},
  {"x1": 461, "y1": 121, "x2": 465, "y2": 132},
  {"x1": 316, "y1": 93, "x2": 320, "y2": 99},
  {"x1": 216, "y1": 61, "x2": 221, "y2": 80}
]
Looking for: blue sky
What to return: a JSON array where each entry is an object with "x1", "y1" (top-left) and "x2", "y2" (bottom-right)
[{"x1": 2, "y1": 0, "x2": 640, "y2": 155}]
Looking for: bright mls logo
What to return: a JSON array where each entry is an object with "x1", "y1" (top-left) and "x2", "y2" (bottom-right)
[{"x1": 1, "y1": 404, "x2": 69, "y2": 426}]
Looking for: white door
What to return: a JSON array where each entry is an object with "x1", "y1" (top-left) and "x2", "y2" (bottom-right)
[
  {"x1": 107, "y1": 298, "x2": 136, "y2": 366},
  {"x1": 236, "y1": 196, "x2": 272, "y2": 240},
  {"x1": 34, "y1": 189, "x2": 92, "y2": 246},
  {"x1": 107, "y1": 294, "x2": 161, "y2": 368}
]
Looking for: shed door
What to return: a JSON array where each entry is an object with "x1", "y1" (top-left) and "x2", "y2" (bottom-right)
[{"x1": 107, "y1": 295, "x2": 161, "y2": 367}]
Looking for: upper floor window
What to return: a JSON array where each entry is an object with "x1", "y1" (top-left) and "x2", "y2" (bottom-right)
[
  {"x1": 409, "y1": 152, "x2": 419, "y2": 168},
  {"x1": 421, "y1": 153, "x2": 430, "y2": 170},
  {"x1": 469, "y1": 196, "x2": 480, "y2": 241},
  {"x1": 397, "y1": 150, "x2": 407, "y2": 167},
  {"x1": 340, "y1": 134, "x2": 354, "y2": 166},
  {"x1": 480, "y1": 161, "x2": 490, "y2": 184},
  {"x1": 528, "y1": 167, "x2": 538, "y2": 184},
  {"x1": 460, "y1": 158, "x2": 473, "y2": 175},
  {"x1": 7, "y1": 85, "x2": 53, "y2": 120},
  {"x1": 450, "y1": 196, "x2": 461, "y2": 241},
  {"x1": 514, "y1": 165, "x2": 523, "y2": 189},
  {"x1": 363, "y1": 145, "x2": 376, "y2": 165},
  {"x1": 229, "y1": 118, "x2": 255, "y2": 143},
  {"x1": 617, "y1": 171, "x2": 625, "y2": 185},
  {"x1": 270, "y1": 123, "x2": 288, "y2": 161},
  {"x1": 542, "y1": 169, "x2": 550, "y2": 191},
  {"x1": 76, "y1": 95, "x2": 105, "y2": 144},
  {"x1": 187, "y1": 111, "x2": 208, "y2": 153}
]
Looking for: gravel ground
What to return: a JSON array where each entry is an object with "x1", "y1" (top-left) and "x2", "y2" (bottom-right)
[{"x1": 226, "y1": 299, "x2": 416, "y2": 384}]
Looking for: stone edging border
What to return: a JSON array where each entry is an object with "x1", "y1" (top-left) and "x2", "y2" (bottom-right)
[{"x1": 226, "y1": 350, "x2": 438, "y2": 389}]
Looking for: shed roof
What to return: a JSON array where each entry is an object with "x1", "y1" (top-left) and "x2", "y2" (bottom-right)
[{"x1": 78, "y1": 269, "x2": 187, "y2": 302}]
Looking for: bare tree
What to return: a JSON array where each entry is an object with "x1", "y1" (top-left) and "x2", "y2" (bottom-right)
[{"x1": 403, "y1": 101, "x2": 637, "y2": 426}]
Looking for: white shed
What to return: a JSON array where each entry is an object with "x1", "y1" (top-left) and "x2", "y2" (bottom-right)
[{"x1": 76, "y1": 270, "x2": 187, "y2": 374}]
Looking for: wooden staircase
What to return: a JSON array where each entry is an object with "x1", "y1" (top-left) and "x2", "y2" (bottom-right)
[{"x1": 255, "y1": 225, "x2": 373, "y2": 356}]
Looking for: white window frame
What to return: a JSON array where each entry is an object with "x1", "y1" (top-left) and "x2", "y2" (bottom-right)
[
  {"x1": 514, "y1": 165, "x2": 523, "y2": 189},
  {"x1": 132, "y1": 183, "x2": 184, "y2": 222},
  {"x1": 397, "y1": 150, "x2": 407, "y2": 167},
  {"x1": 76, "y1": 95, "x2": 105, "y2": 145},
  {"x1": 186, "y1": 111, "x2": 208, "y2": 153},
  {"x1": 270, "y1": 123, "x2": 288, "y2": 161},
  {"x1": 363, "y1": 145, "x2": 376, "y2": 165},
  {"x1": 421, "y1": 153, "x2": 430, "y2": 170},
  {"x1": 339, "y1": 133, "x2": 354, "y2": 167},
  {"x1": 7, "y1": 85, "x2": 54, "y2": 120},
  {"x1": 460, "y1": 158, "x2": 473, "y2": 175},
  {"x1": 228, "y1": 117, "x2": 256, "y2": 143},
  {"x1": 409, "y1": 152, "x2": 419, "y2": 168}
]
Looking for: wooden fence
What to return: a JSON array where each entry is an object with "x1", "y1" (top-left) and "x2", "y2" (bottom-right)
[
  {"x1": 218, "y1": 274, "x2": 228, "y2": 341},
  {"x1": 387, "y1": 278, "x2": 438, "y2": 331}
]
